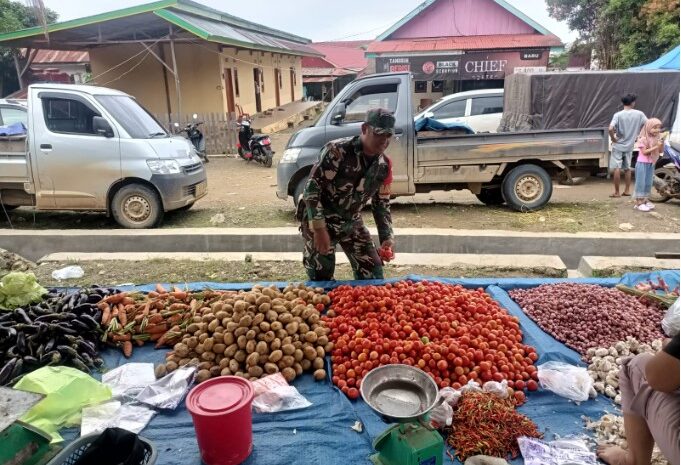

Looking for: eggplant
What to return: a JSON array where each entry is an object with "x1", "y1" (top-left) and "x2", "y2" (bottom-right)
[
  {"x1": 0, "y1": 358, "x2": 17, "y2": 385},
  {"x1": 57, "y1": 345, "x2": 79, "y2": 359},
  {"x1": 14, "y1": 308, "x2": 32, "y2": 324},
  {"x1": 70, "y1": 357, "x2": 90, "y2": 373},
  {"x1": 44, "y1": 337, "x2": 56, "y2": 353},
  {"x1": 40, "y1": 351, "x2": 60, "y2": 365},
  {"x1": 9, "y1": 358, "x2": 23, "y2": 380},
  {"x1": 69, "y1": 319, "x2": 91, "y2": 332},
  {"x1": 87, "y1": 294, "x2": 103, "y2": 304},
  {"x1": 79, "y1": 314, "x2": 99, "y2": 330},
  {"x1": 16, "y1": 332, "x2": 26, "y2": 354}
]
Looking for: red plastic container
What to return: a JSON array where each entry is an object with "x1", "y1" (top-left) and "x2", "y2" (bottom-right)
[{"x1": 186, "y1": 376, "x2": 254, "y2": 465}]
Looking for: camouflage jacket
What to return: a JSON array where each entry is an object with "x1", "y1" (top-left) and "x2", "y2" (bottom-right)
[{"x1": 303, "y1": 136, "x2": 393, "y2": 243}]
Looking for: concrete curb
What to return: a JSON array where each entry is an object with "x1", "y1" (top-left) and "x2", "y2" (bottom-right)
[
  {"x1": 3, "y1": 228, "x2": 678, "y2": 267},
  {"x1": 578, "y1": 256, "x2": 680, "y2": 277}
]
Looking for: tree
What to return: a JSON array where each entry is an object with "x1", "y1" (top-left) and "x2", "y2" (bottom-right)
[
  {"x1": 546, "y1": 0, "x2": 680, "y2": 69},
  {"x1": 0, "y1": 0, "x2": 58, "y2": 96}
]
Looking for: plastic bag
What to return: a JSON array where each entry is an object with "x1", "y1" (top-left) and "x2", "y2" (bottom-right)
[
  {"x1": 102, "y1": 363, "x2": 156, "y2": 399},
  {"x1": 51, "y1": 265, "x2": 84, "y2": 280},
  {"x1": 518, "y1": 436, "x2": 598, "y2": 465},
  {"x1": 662, "y1": 298, "x2": 680, "y2": 336},
  {"x1": 252, "y1": 385, "x2": 312, "y2": 413},
  {"x1": 537, "y1": 362, "x2": 593, "y2": 402},
  {"x1": 483, "y1": 380, "x2": 509, "y2": 398},
  {"x1": 135, "y1": 365, "x2": 196, "y2": 410},
  {"x1": 80, "y1": 401, "x2": 155, "y2": 436}
]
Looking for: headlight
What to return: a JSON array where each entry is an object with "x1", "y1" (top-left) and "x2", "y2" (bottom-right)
[
  {"x1": 280, "y1": 148, "x2": 302, "y2": 163},
  {"x1": 147, "y1": 159, "x2": 181, "y2": 174}
]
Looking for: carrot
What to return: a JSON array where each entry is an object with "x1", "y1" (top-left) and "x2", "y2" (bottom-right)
[
  {"x1": 112, "y1": 305, "x2": 119, "y2": 318},
  {"x1": 102, "y1": 293, "x2": 127, "y2": 305},
  {"x1": 118, "y1": 309, "x2": 127, "y2": 326},
  {"x1": 136, "y1": 339, "x2": 145, "y2": 347},
  {"x1": 121, "y1": 297, "x2": 136, "y2": 306},
  {"x1": 168, "y1": 314, "x2": 182, "y2": 325},
  {"x1": 145, "y1": 323, "x2": 168, "y2": 334},
  {"x1": 172, "y1": 286, "x2": 183, "y2": 293},
  {"x1": 148, "y1": 314, "x2": 164, "y2": 325},
  {"x1": 122, "y1": 341, "x2": 133, "y2": 358},
  {"x1": 147, "y1": 291, "x2": 160, "y2": 299},
  {"x1": 101, "y1": 304, "x2": 111, "y2": 326},
  {"x1": 111, "y1": 333, "x2": 132, "y2": 342},
  {"x1": 156, "y1": 283, "x2": 168, "y2": 294},
  {"x1": 142, "y1": 302, "x2": 151, "y2": 317},
  {"x1": 170, "y1": 291, "x2": 188, "y2": 300},
  {"x1": 150, "y1": 333, "x2": 163, "y2": 341}
]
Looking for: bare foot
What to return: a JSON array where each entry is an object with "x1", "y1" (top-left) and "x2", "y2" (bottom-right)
[{"x1": 597, "y1": 445, "x2": 632, "y2": 465}]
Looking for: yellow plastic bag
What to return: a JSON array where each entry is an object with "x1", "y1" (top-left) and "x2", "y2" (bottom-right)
[{"x1": 14, "y1": 366, "x2": 112, "y2": 443}]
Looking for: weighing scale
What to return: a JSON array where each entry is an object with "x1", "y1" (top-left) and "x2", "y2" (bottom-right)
[
  {"x1": 360, "y1": 365, "x2": 444, "y2": 465},
  {"x1": 0, "y1": 387, "x2": 57, "y2": 465}
]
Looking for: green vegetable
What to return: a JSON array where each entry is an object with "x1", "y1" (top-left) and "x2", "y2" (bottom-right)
[{"x1": 0, "y1": 272, "x2": 47, "y2": 310}]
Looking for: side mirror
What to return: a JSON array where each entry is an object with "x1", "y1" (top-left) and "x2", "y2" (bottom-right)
[
  {"x1": 192, "y1": 113, "x2": 198, "y2": 120},
  {"x1": 93, "y1": 116, "x2": 114, "y2": 138},
  {"x1": 424, "y1": 111, "x2": 434, "y2": 119},
  {"x1": 331, "y1": 102, "x2": 346, "y2": 125}
]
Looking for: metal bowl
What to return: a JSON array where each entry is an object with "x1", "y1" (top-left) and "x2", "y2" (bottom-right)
[{"x1": 360, "y1": 364, "x2": 439, "y2": 422}]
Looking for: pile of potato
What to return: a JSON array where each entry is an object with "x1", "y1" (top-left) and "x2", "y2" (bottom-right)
[{"x1": 155, "y1": 283, "x2": 333, "y2": 384}]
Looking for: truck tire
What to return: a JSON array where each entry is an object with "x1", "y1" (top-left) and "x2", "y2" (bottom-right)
[
  {"x1": 293, "y1": 177, "x2": 307, "y2": 208},
  {"x1": 502, "y1": 164, "x2": 552, "y2": 212},
  {"x1": 475, "y1": 187, "x2": 505, "y2": 206},
  {"x1": 111, "y1": 184, "x2": 164, "y2": 228}
]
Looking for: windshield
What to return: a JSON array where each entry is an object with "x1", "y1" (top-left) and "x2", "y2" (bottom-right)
[{"x1": 95, "y1": 95, "x2": 167, "y2": 139}]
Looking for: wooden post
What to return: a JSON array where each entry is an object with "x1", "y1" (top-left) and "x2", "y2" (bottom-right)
[
  {"x1": 169, "y1": 25, "x2": 182, "y2": 120},
  {"x1": 158, "y1": 44, "x2": 172, "y2": 123}
]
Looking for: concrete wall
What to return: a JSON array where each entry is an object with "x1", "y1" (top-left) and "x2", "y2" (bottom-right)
[{"x1": 89, "y1": 42, "x2": 305, "y2": 118}]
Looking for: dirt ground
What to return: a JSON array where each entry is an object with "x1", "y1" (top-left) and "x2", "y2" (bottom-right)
[
  {"x1": 34, "y1": 259, "x2": 566, "y2": 288},
  {"x1": 2, "y1": 123, "x2": 679, "y2": 233}
]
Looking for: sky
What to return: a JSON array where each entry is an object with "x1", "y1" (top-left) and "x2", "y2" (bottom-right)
[{"x1": 45, "y1": 0, "x2": 579, "y2": 44}]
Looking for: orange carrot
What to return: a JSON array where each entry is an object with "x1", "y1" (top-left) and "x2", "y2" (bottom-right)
[
  {"x1": 150, "y1": 333, "x2": 163, "y2": 341},
  {"x1": 102, "y1": 293, "x2": 127, "y2": 305},
  {"x1": 136, "y1": 339, "x2": 145, "y2": 347},
  {"x1": 122, "y1": 341, "x2": 133, "y2": 357},
  {"x1": 111, "y1": 333, "x2": 132, "y2": 342},
  {"x1": 148, "y1": 314, "x2": 164, "y2": 325},
  {"x1": 156, "y1": 284, "x2": 168, "y2": 294},
  {"x1": 101, "y1": 304, "x2": 111, "y2": 326},
  {"x1": 119, "y1": 310, "x2": 127, "y2": 326},
  {"x1": 145, "y1": 323, "x2": 168, "y2": 334}
]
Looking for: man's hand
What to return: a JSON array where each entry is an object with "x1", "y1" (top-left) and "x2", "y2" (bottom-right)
[
  {"x1": 313, "y1": 227, "x2": 332, "y2": 255},
  {"x1": 379, "y1": 239, "x2": 395, "y2": 262}
]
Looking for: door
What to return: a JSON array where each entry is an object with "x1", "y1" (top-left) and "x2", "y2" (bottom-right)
[
  {"x1": 429, "y1": 98, "x2": 467, "y2": 125},
  {"x1": 290, "y1": 68, "x2": 295, "y2": 102},
  {"x1": 274, "y1": 68, "x2": 281, "y2": 107},
  {"x1": 31, "y1": 92, "x2": 120, "y2": 209},
  {"x1": 253, "y1": 68, "x2": 262, "y2": 113},
  {"x1": 223, "y1": 67, "x2": 235, "y2": 114},
  {"x1": 467, "y1": 94, "x2": 504, "y2": 133}
]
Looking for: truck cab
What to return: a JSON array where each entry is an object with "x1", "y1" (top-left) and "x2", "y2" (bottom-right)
[{"x1": 0, "y1": 84, "x2": 207, "y2": 228}]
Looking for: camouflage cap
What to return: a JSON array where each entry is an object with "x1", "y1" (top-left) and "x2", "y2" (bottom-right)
[{"x1": 365, "y1": 108, "x2": 396, "y2": 135}]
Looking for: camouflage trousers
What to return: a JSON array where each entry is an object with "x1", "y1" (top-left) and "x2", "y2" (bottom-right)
[{"x1": 301, "y1": 219, "x2": 384, "y2": 281}]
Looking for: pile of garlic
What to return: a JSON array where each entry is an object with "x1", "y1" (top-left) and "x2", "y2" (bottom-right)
[
  {"x1": 585, "y1": 414, "x2": 670, "y2": 465},
  {"x1": 586, "y1": 337, "x2": 663, "y2": 405}
]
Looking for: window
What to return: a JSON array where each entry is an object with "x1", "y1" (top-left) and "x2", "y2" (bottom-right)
[
  {"x1": 415, "y1": 81, "x2": 427, "y2": 93},
  {"x1": 432, "y1": 99, "x2": 466, "y2": 119},
  {"x1": 0, "y1": 106, "x2": 27, "y2": 126},
  {"x1": 95, "y1": 95, "x2": 167, "y2": 139},
  {"x1": 234, "y1": 69, "x2": 240, "y2": 97},
  {"x1": 431, "y1": 81, "x2": 444, "y2": 92},
  {"x1": 42, "y1": 97, "x2": 100, "y2": 135},
  {"x1": 470, "y1": 95, "x2": 503, "y2": 116},
  {"x1": 338, "y1": 83, "x2": 398, "y2": 123}
]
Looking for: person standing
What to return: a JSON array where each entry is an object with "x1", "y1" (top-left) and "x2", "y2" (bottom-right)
[
  {"x1": 633, "y1": 118, "x2": 664, "y2": 212},
  {"x1": 300, "y1": 109, "x2": 396, "y2": 281},
  {"x1": 609, "y1": 94, "x2": 648, "y2": 197}
]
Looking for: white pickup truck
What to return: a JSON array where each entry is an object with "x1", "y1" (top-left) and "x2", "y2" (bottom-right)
[{"x1": 0, "y1": 84, "x2": 207, "y2": 228}]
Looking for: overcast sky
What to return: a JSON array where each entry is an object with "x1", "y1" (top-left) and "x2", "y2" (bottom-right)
[{"x1": 45, "y1": 0, "x2": 578, "y2": 44}]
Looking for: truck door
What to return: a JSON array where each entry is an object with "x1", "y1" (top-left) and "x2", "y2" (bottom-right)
[{"x1": 31, "y1": 91, "x2": 121, "y2": 209}]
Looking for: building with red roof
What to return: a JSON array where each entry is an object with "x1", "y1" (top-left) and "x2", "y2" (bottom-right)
[
  {"x1": 365, "y1": 0, "x2": 563, "y2": 106},
  {"x1": 302, "y1": 41, "x2": 369, "y2": 101}
]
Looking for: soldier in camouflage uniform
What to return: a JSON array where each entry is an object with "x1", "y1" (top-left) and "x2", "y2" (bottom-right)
[{"x1": 299, "y1": 108, "x2": 396, "y2": 281}]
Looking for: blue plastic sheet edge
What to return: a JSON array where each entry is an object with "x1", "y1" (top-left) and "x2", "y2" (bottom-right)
[{"x1": 51, "y1": 270, "x2": 678, "y2": 465}]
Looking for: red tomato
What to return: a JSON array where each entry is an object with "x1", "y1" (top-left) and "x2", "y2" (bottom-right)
[
  {"x1": 513, "y1": 390, "x2": 526, "y2": 405},
  {"x1": 514, "y1": 380, "x2": 525, "y2": 390},
  {"x1": 347, "y1": 388, "x2": 359, "y2": 400},
  {"x1": 527, "y1": 380, "x2": 539, "y2": 391}
]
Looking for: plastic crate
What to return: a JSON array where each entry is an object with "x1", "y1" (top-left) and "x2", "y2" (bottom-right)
[{"x1": 47, "y1": 433, "x2": 157, "y2": 465}]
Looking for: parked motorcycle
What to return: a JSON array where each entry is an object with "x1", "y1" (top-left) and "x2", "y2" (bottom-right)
[
  {"x1": 175, "y1": 114, "x2": 208, "y2": 163},
  {"x1": 237, "y1": 116, "x2": 274, "y2": 168},
  {"x1": 651, "y1": 140, "x2": 680, "y2": 202}
]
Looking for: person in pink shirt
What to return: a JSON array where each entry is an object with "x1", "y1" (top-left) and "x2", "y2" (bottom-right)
[{"x1": 633, "y1": 118, "x2": 664, "y2": 212}]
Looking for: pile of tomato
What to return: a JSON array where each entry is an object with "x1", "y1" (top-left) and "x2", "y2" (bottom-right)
[{"x1": 323, "y1": 280, "x2": 539, "y2": 401}]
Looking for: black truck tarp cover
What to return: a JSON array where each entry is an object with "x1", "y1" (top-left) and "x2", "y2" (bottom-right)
[{"x1": 498, "y1": 70, "x2": 680, "y2": 132}]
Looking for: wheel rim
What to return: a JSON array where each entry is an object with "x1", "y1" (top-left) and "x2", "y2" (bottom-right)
[
  {"x1": 650, "y1": 168, "x2": 677, "y2": 201},
  {"x1": 122, "y1": 195, "x2": 152, "y2": 223},
  {"x1": 515, "y1": 175, "x2": 543, "y2": 202}
]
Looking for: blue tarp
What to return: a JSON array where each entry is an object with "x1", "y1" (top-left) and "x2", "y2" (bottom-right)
[
  {"x1": 56, "y1": 271, "x2": 679, "y2": 465},
  {"x1": 630, "y1": 45, "x2": 680, "y2": 70},
  {"x1": 0, "y1": 121, "x2": 26, "y2": 136},
  {"x1": 414, "y1": 116, "x2": 475, "y2": 134}
]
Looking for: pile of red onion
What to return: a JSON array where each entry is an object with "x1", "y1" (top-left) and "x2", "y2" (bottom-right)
[{"x1": 509, "y1": 283, "x2": 665, "y2": 357}]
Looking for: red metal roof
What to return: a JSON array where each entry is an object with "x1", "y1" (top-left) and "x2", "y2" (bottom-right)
[
  {"x1": 31, "y1": 49, "x2": 89, "y2": 64},
  {"x1": 367, "y1": 34, "x2": 563, "y2": 53},
  {"x1": 303, "y1": 76, "x2": 336, "y2": 83},
  {"x1": 307, "y1": 41, "x2": 369, "y2": 71}
]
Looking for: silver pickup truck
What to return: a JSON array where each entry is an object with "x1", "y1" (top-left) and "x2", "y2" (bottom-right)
[
  {"x1": 0, "y1": 84, "x2": 207, "y2": 228},
  {"x1": 277, "y1": 72, "x2": 608, "y2": 211}
]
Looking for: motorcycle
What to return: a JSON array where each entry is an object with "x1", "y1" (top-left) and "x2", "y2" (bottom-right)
[
  {"x1": 174, "y1": 114, "x2": 208, "y2": 163},
  {"x1": 237, "y1": 116, "x2": 274, "y2": 168},
  {"x1": 651, "y1": 140, "x2": 680, "y2": 202}
]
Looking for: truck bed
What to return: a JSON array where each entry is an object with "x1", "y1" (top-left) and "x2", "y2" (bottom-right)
[
  {"x1": 414, "y1": 128, "x2": 608, "y2": 184},
  {"x1": 0, "y1": 136, "x2": 30, "y2": 185}
]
